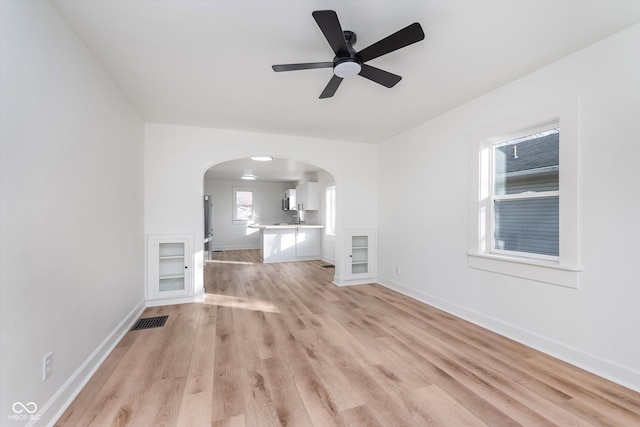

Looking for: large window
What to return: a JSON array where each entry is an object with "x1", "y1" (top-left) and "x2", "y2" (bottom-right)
[
  {"x1": 492, "y1": 127, "x2": 559, "y2": 259},
  {"x1": 232, "y1": 187, "x2": 253, "y2": 222},
  {"x1": 467, "y1": 98, "x2": 580, "y2": 288},
  {"x1": 325, "y1": 185, "x2": 336, "y2": 235}
]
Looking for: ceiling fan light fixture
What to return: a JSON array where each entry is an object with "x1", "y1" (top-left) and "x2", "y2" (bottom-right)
[{"x1": 334, "y1": 60, "x2": 361, "y2": 78}]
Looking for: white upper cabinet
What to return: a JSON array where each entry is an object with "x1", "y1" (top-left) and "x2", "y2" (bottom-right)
[{"x1": 296, "y1": 182, "x2": 319, "y2": 210}]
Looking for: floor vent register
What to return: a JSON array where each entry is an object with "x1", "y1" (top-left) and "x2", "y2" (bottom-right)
[{"x1": 131, "y1": 315, "x2": 168, "y2": 331}]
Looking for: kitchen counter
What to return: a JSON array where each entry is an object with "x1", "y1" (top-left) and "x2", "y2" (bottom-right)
[
  {"x1": 249, "y1": 224, "x2": 324, "y2": 263},
  {"x1": 248, "y1": 224, "x2": 324, "y2": 229}
]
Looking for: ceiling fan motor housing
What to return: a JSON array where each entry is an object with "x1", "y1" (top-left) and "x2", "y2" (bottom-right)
[
  {"x1": 333, "y1": 30, "x2": 362, "y2": 77},
  {"x1": 342, "y1": 30, "x2": 357, "y2": 48}
]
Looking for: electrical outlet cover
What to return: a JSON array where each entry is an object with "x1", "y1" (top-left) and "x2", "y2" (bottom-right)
[{"x1": 43, "y1": 352, "x2": 53, "y2": 381}]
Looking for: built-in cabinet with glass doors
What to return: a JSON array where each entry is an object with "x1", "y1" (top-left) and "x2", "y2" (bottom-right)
[
  {"x1": 147, "y1": 234, "x2": 192, "y2": 300},
  {"x1": 346, "y1": 229, "x2": 375, "y2": 280}
]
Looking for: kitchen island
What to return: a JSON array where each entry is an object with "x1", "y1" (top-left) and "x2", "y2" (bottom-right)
[{"x1": 248, "y1": 224, "x2": 323, "y2": 263}]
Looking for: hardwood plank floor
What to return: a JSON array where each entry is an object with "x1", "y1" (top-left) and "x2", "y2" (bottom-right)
[{"x1": 57, "y1": 250, "x2": 640, "y2": 426}]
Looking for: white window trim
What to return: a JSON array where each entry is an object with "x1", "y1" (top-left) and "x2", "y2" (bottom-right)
[
  {"x1": 325, "y1": 185, "x2": 336, "y2": 236},
  {"x1": 232, "y1": 186, "x2": 254, "y2": 224},
  {"x1": 467, "y1": 97, "x2": 581, "y2": 288}
]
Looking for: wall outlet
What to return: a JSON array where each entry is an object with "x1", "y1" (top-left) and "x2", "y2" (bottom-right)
[
  {"x1": 43, "y1": 352, "x2": 53, "y2": 381},
  {"x1": 395, "y1": 265, "x2": 401, "y2": 275}
]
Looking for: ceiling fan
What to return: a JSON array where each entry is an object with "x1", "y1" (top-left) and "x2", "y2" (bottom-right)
[{"x1": 272, "y1": 10, "x2": 425, "y2": 99}]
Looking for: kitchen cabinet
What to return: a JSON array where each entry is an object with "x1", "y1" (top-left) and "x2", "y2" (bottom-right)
[
  {"x1": 346, "y1": 229, "x2": 375, "y2": 280},
  {"x1": 250, "y1": 225, "x2": 322, "y2": 263},
  {"x1": 295, "y1": 182, "x2": 318, "y2": 210},
  {"x1": 262, "y1": 228, "x2": 296, "y2": 263},
  {"x1": 295, "y1": 227, "x2": 321, "y2": 257},
  {"x1": 147, "y1": 234, "x2": 192, "y2": 299}
]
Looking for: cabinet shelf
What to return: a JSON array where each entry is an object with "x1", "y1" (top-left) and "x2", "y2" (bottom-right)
[
  {"x1": 159, "y1": 274, "x2": 185, "y2": 280},
  {"x1": 159, "y1": 255, "x2": 184, "y2": 260}
]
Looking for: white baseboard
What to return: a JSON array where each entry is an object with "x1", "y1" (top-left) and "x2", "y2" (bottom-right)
[
  {"x1": 145, "y1": 292, "x2": 205, "y2": 308},
  {"x1": 211, "y1": 245, "x2": 260, "y2": 251},
  {"x1": 333, "y1": 276, "x2": 377, "y2": 287},
  {"x1": 378, "y1": 277, "x2": 640, "y2": 393},
  {"x1": 321, "y1": 256, "x2": 335, "y2": 265},
  {"x1": 34, "y1": 299, "x2": 146, "y2": 426}
]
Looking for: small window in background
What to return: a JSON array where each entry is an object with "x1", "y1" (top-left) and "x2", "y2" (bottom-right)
[
  {"x1": 325, "y1": 186, "x2": 336, "y2": 235},
  {"x1": 232, "y1": 187, "x2": 253, "y2": 222},
  {"x1": 492, "y1": 128, "x2": 559, "y2": 259}
]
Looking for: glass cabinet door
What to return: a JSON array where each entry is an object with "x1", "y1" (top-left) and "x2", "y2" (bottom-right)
[
  {"x1": 347, "y1": 230, "x2": 375, "y2": 280},
  {"x1": 158, "y1": 242, "x2": 186, "y2": 293},
  {"x1": 147, "y1": 235, "x2": 192, "y2": 300},
  {"x1": 351, "y1": 235, "x2": 369, "y2": 275}
]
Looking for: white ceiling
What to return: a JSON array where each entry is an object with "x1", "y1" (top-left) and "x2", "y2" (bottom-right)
[{"x1": 51, "y1": 0, "x2": 640, "y2": 181}]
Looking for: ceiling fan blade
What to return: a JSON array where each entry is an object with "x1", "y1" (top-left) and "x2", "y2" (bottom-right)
[
  {"x1": 358, "y1": 64, "x2": 402, "y2": 88},
  {"x1": 272, "y1": 62, "x2": 333, "y2": 72},
  {"x1": 312, "y1": 10, "x2": 350, "y2": 57},
  {"x1": 319, "y1": 75, "x2": 343, "y2": 99},
  {"x1": 356, "y1": 22, "x2": 425, "y2": 63}
]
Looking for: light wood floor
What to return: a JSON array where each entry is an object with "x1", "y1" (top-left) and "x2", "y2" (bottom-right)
[{"x1": 58, "y1": 250, "x2": 640, "y2": 426}]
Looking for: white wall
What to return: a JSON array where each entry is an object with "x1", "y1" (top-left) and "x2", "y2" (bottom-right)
[
  {"x1": 204, "y1": 179, "x2": 294, "y2": 250},
  {"x1": 0, "y1": 1, "x2": 145, "y2": 424},
  {"x1": 378, "y1": 23, "x2": 640, "y2": 391},
  {"x1": 145, "y1": 124, "x2": 377, "y2": 292}
]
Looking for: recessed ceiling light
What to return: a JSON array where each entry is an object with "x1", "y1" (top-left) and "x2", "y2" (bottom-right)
[
  {"x1": 241, "y1": 169, "x2": 257, "y2": 180},
  {"x1": 251, "y1": 156, "x2": 273, "y2": 162}
]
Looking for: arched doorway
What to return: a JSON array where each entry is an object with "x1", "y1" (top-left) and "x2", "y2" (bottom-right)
[{"x1": 201, "y1": 157, "x2": 337, "y2": 287}]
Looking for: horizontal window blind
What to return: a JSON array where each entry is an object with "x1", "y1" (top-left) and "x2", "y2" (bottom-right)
[{"x1": 493, "y1": 196, "x2": 559, "y2": 256}]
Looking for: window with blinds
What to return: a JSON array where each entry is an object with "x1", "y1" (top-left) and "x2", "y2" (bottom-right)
[{"x1": 491, "y1": 128, "x2": 559, "y2": 259}]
